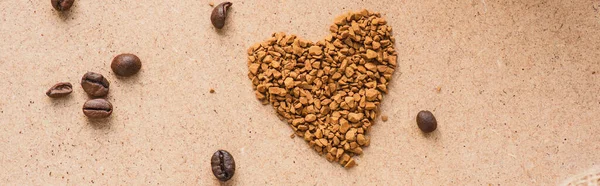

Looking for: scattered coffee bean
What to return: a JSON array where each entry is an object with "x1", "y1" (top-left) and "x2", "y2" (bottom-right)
[
  {"x1": 81, "y1": 72, "x2": 110, "y2": 97},
  {"x1": 51, "y1": 0, "x2": 74, "y2": 11},
  {"x1": 82, "y1": 99, "x2": 113, "y2": 118},
  {"x1": 46, "y1": 82, "x2": 73, "y2": 98},
  {"x1": 211, "y1": 150, "x2": 235, "y2": 181},
  {"x1": 210, "y1": 2, "x2": 232, "y2": 29},
  {"x1": 210, "y1": 89, "x2": 215, "y2": 93},
  {"x1": 416, "y1": 110, "x2": 437, "y2": 133},
  {"x1": 111, "y1": 54, "x2": 142, "y2": 77}
]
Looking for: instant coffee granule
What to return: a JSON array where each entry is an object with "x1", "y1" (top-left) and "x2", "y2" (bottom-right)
[{"x1": 247, "y1": 9, "x2": 397, "y2": 168}]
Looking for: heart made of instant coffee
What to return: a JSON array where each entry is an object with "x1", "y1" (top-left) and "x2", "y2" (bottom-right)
[{"x1": 246, "y1": 9, "x2": 397, "y2": 168}]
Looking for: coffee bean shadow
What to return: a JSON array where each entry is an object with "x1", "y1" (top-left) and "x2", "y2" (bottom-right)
[
  {"x1": 48, "y1": 94, "x2": 75, "y2": 106},
  {"x1": 421, "y1": 128, "x2": 441, "y2": 140},
  {"x1": 216, "y1": 179, "x2": 237, "y2": 186},
  {"x1": 215, "y1": 27, "x2": 228, "y2": 36},
  {"x1": 211, "y1": 173, "x2": 237, "y2": 186},
  {"x1": 113, "y1": 72, "x2": 141, "y2": 84},
  {"x1": 87, "y1": 117, "x2": 113, "y2": 130},
  {"x1": 56, "y1": 10, "x2": 73, "y2": 21},
  {"x1": 54, "y1": 1, "x2": 79, "y2": 22}
]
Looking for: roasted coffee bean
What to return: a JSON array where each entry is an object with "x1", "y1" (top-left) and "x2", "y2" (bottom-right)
[
  {"x1": 211, "y1": 150, "x2": 235, "y2": 181},
  {"x1": 210, "y1": 2, "x2": 232, "y2": 29},
  {"x1": 111, "y1": 54, "x2": 142, "y2": 77},
  {"x1": 82, "y1": 99, "x2": 113, "y2": 118},
  {"x1": 46, "y1": 82, "x2": 73, "y2": 98},
  {"x1": 416, "y1": 110, "x2": 437, "y2": 133},
  {"x1": 81, "y1": 72, "x2": 109, "y2": 97},
  {"x1": 51, "y1": 0, "x2": 74, "y2": 11}
]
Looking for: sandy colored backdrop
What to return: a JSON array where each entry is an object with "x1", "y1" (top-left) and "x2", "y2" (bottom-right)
[{"x1": 1, "y1": 0, "x2": 599, "y2": 185}]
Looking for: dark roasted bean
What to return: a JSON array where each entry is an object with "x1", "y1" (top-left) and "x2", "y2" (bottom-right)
[
  {"x1": 81, "y1": 72, "x2": 110, "y2": 97},
  {"x1": 111, "y1": 53, "x2": 142, "y2": 77},
  {"x1": 46, "y1": 82, "x2": 73, "y2": 98},
  {"x1": 211, "y1": 2, "x2": 232, "y2": 29},
  {"x1": 211, "y1": 150, "x2": 235, "y2": 181},
  {"x1": 416, "y1": 110, "x2": 437, "y2": 133},
  {"x1": 82, "y1": 99, "x2": 113, "y2": 118}
]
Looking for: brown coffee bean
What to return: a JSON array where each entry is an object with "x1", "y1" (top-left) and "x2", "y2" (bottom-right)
[
  {"x1": 51, "y1": 0, "x2": 74, "y2": 11},
  {"x1": 82, "y1": 99, "x2": 113, "y2": 118},
  {"x1": 46, "y1": 82, "x2": 73, "y2": 98},
  {"x1": 81, "y1": 72, "x2": 109, "y2": 97},
  {"x1": 211, "y1": 150, "x2": 235, "y2": 181},
  {"x1": 416, "y1": 110, "x2": 437, "y2": 133},
  {"x1": 210, "y1": 2, "x2": 232, "y2": 29},
  {"x1": 111, "y1": 54, "x2": 142, "y2": 77}
]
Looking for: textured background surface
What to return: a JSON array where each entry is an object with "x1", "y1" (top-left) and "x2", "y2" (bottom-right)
[{"x1": 0, "y1": 0, "x2": 599, "y2": 185}]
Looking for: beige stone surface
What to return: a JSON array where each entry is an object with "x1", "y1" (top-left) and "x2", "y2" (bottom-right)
[{"x1": 1, "y1": 0, "x2": 599, "y2": 185}]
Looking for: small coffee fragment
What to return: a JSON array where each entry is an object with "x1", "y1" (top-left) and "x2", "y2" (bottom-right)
[
  {"x1": 51, "y1": 0, "x2": 74, "y2": 11},
  {"x1": 209, "y1": 2, "x2": 214, "y2": 7},
  {"x1": 344, "y1": 158, "x2": 357, "y2": 168},
  {"x1": 357, "y1": 134, "x2": 369, "y2": 146},
  {"x1": 46, "y1": 82, "x2": 73, "y2": 98},
  {"x1": 381, "y1": 115, "x2": 388, "y2": 122},
  {"x1": 210, "y1": 89, "x2": 215, "y2": 93},
  {"x1": 210, "y1": 2, "x2": 232, "y2": 29},
  {"x1": 211, "y1": 150, "x2": 235, "y2": 181},
  {"x1": 416, "y1": 110, "x2": 437, "y2": 133},
  {"x1": 305, "y1": 114, "x2": 317, "y2": 122},
  {"x1": 366, "y1": 50, "x2": 378, "y2": 59},
  {"x1": 82, "y1": 99, "x2": 113, "y2": 118},
  {"x1": 348, "y1": 113, "x2": 363, "y2": 123},
  {"x1": 111, "y1": 53, "x2": 142, "y2": 77}
]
